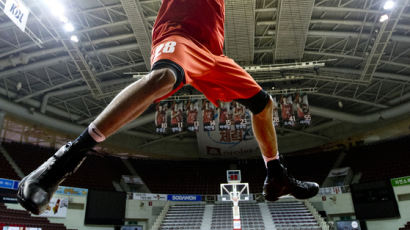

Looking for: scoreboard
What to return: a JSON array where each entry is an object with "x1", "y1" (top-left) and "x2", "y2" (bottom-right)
[{"x1": 227, "y1": 170, "x2": 241, "y2": 183}]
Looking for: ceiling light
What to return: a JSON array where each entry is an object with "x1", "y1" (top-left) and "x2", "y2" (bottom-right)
[
  {"x1": 379, "y1": 14, "x2": 389, "y2": 22},
  {"x1": 63, "y1": 23, "x2": 75, "y2": 32},
  {"x1": 70, "y1": 35, "x2": 79, "y2": 43},
  {"x1": 43, "y1": 0, "x2": 65, "y2": 17},
  {"x1": 58, "y1": 15, "x2": 69, "y2": 23},
  {"x1": 383, "y1": 1, "x2": 395, "y2": 10}
]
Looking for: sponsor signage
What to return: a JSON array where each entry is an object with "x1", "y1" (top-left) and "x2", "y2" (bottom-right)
[
  {"x1": 167, "y1": 194, "x2": 202, "y2": 201},
  {"x1": 55, "y1": 186, "x2": 88, "y2": 196},
  {"x1": 39, "y1": 197, "x2": 68, "y2": 218},
  {"x1": 0, "y1": 178, "x2": 19, "y2": 190},
  {"x1": 391, "y1": 176, "x2": 410, "y2": 187},
  {"x1": 3, "y1": 0, "x2": 30, "y2": 32},
  {"x1": 132, "y1": 193, "x2": 167, "y2": 201}
]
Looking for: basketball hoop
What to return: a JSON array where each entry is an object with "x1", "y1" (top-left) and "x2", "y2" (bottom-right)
[{"x1": 220, "y1": 170, "x2": 249, "y2": 230}]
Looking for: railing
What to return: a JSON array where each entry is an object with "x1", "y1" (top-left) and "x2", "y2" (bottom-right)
[
  {"x1": 304, "y1": 200, "x2": 329, "y2": 230},
  {"x1": 151, "y1": 201, "x2": 170, "y2": 230}
]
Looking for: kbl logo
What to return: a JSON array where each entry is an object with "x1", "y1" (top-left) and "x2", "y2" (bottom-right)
[{"x1": 8, "y1": 2, "x2": 25, "y2": 23}]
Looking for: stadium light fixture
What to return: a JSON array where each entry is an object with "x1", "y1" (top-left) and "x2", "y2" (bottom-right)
[
  {"x1": 379, "y1": 14, "x2": 389, "y2": 22},
  {"x1": 43, "y1": 0, "x2": 66, "y2": 17},
  {"x1": 383, "y1": 1, "x2": 395, "y2": 10},
  {"x1": 58, "y1": 15, "x2": 69, "y2": 23},
  {"x1": 63, "y1": 23, "x2": 75, "y2": 32},
  {"x1": 70, "y1": 35, "x2": 79, "y2": 43}
]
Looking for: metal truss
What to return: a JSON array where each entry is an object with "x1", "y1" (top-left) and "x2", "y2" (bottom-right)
[
  {"x1": 360, "y1": 0, "x2": 409, "y2": 82},
  {"x1": 0, "y1": 0, "x2": 409, "y2": 134}
]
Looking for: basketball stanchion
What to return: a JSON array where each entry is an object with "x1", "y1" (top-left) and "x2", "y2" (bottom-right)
[{"x1": 220, "y1": 170, "x2": 250, "y2": 230}]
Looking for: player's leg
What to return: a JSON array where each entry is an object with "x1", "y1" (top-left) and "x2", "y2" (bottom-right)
[
  {"x1": 201, "y1": 56, "x2": 319, "y2": 201},
  {"x1": 237, "y1": 91, "x2": 319, "y2": 201},
  {"x1": 17, "y1": 66, "x2": 180, "y2": 215}
]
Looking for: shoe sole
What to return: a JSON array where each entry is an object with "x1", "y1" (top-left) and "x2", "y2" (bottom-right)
[{"x1": 17, "y1": 180, "x2": 41, "y2": 215}]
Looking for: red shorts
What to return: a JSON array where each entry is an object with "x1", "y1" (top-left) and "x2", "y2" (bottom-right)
[{"x1": 151, "y1": 35, "x2": 262, "y2": 106}]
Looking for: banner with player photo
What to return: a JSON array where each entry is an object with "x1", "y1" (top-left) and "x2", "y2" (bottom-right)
[
  {"x1": 273, "y1": 93, "x2": 311, "y2": 128},
  {"x1": 232, "y1": 101, "x2": 248, "y2": 130},
  {"x1": 218, "y1": 101, "x2": 232, "y2": 130},
  {"x1": 154, "y1": 94, "x2": 310, "y2": 133},
  {"x1": 280, "y1": 95, "x2": 296, "y2": 127},
  {"x1": 197, "y1": 100, "x2": 258, "y2": 158},
  {"x1": 293, "y1": 93, "x2": 311, "y2": 126},
  {"x1": 202, "y1": 99, "x2": 217, "y2": 131},
  {"x1": 185, "y1": 100, "x2": 200, "y2": 132},
  {"x1": 155, "y1": 102, "x2": 168, "y2": 134},
  {"x1": 39, "y1": 197, "x2": 68, "y2": 218},
  {"x1": 170, "y1": 101, "x2": 184, "y2": 133},
  {"x1": 272, "y1": 97, "x2": 280, "y2": 127}
]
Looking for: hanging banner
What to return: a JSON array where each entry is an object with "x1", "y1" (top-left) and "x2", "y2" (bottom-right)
[
  {"x1": 280, "y1": 95, "x2": 295, "y2": 127},
  {"x1": 272, "y1": 96, "x2": 280, "y2": 127},
  {"x1": 232, "y1": 102, "x2": 247, "y2": 130},
  {"x1": 3, "y1": 0, "x2": 30, "y2": 32},
  {"x1": 294, "y1": 93, "x2": 311, "y2": 126},
  {"x1": 0, "y1": 178, "x2": 19, "y2": 190},
  {"x1": 185, "y1": 100, "x2": 200, "y2": 132},
  {"x1": 39, "y1": 197, "x2": 68, "y2": 218},
  {"x1": 202, "y1": 100, "x2": 216, "y2": 131},
  {"x1": 155, "y1": 102, "x2": 168, "y2": 134},
  {"x1": 197, "y1": 104, "x2": 259, "y2": 158},
  {"x1": 218, "y1": 101, "x2": 232, "y2": 130},
  {"x1": 170, "y1": 101, "x2": 184, "y2": 133}
]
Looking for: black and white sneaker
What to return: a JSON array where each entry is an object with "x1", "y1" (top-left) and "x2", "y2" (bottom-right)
[
  {"x1": 263, "y1": 159, "x2": 319, "y2": 201},
  {"x1": 17, "y1": 142, "x2": 88, "y2": 214}
]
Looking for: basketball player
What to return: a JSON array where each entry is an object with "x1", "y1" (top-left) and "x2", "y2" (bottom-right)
[{"x1": 17, "y1": 0, "x2": 319, "y2": 214}]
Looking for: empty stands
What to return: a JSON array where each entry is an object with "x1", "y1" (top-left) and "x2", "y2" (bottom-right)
[
  {"x1": 0, "y1": 202, "x2": 70, "y2": 230},
  {"x1": 239, "y1": 201, "x2": 265, "y2": 230},
  {"x1": 211, "y1": 202, "x2": 232, "y2": 230},
  {"x1": 210, "y1": 201, "x2": 265, "y2": 230},
  {"x1": 267, "y1": 199, "x2": 321, "y2": 230},
  {"x1": 160, "y1": 203, "x2": 205, "y2": 230}
]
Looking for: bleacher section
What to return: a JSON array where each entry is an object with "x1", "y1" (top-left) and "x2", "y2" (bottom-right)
[
  {"x1": 160, "y1": 203, "x2": 205, "y2": 230},
  {"x1": 267, "y1": 200, "x2": 321, "y2": 230},
  {"x1": 0, "y1": 202, "x2": 71, "y2": 230},
  {"x1": 238, "y1": 202, "x2": 265, "y2": 230},
  {"x1": 211, "y1": 202, "x2": 232, "y2": 230},
  {"x1": 1, "y1": 141, "x2": 129, "y2": 191},
  {"x1": 211, "y1": 201, "x2": 265, "y2": 230}
]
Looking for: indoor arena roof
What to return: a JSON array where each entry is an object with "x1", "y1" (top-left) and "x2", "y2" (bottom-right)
[{"x1": 0, "y1": 0, "x2": 409, "y2": 158}]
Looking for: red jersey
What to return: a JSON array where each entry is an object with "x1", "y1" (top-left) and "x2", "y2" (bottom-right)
[{"x1": 153, "y1": 0, "x2": 225, "y2": 55}]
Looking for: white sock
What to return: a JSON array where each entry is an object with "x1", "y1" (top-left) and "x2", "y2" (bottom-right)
[
  {"x1": 88, "y1": 123, "x2": 106, "y2": 142},
  {"x1": 263, "y1": 151, "x2": 279, "y2": 168}
]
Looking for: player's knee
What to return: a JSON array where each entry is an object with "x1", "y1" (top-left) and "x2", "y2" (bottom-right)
[
  {"x1": 148, "y1": 68, "x2": 176, "y2": 91},
  {"x1": 235, "y1": 90, "x2": 271, "y2": 115}
]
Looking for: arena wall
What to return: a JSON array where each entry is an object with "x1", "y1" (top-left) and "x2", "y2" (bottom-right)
[{"x1": 310, "y1": 184, "x2": 410, "y2": 230}]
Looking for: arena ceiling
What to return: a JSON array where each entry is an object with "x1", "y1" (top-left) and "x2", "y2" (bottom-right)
[{"x1": 0, "y1": 0, "x2": 409, "y2": 158}]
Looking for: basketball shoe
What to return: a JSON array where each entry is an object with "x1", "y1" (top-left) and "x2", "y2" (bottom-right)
[
  {"x1": 263, "y1": 159, "x2": 319, "y2": 201},
  {"x1": 17, "y1": 141, "x2": 89, "y2": 214}
]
